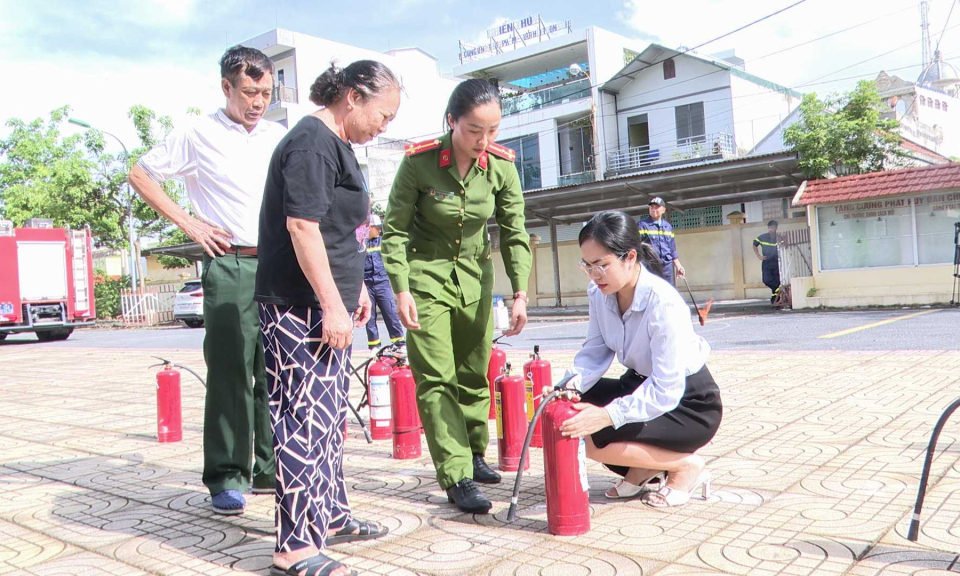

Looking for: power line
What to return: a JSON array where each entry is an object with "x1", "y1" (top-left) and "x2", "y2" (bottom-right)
[
  {"x1": 935, "y1": 0, "x2": 958, "y2": 53},
  {"x1": 355, "y1": 0, "x2": 810, "y2": 153},
  {"x1": 638, "y1": 22, "x2": 960, "y2": 149},
  {"x1": 356, "y1": 0, "x2": 916, "y2": 154},
  {"x1": 363, "y1": 46, "x2": 960, "y2": 193}
]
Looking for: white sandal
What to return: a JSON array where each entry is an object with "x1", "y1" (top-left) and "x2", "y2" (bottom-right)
[
  {"x1": 604, "y1": 471, "x2": 666, "y2": 500},
  {"x1": 641, "y1": 471, "x2": 711, "y2": 508}
]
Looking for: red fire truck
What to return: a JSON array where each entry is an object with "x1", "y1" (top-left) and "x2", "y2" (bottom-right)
[{"x1": 0, "y1": 219, "x2": 96, "y2": 342}]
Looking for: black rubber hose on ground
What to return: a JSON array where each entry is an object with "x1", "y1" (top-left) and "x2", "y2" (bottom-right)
[
  {"x1": 506, "y1": 373, "x2": 577, "y2": 522},
  {"x1": 908, "y1": 396, "x2": 960, "y2": 541}
]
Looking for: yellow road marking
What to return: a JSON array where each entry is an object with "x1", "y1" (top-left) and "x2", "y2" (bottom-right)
[{"x1": 818, "y1": 309, "x2": 940, "y2": 339}]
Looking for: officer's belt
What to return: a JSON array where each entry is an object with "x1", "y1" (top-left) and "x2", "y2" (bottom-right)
[{"x1": 408, "y1": 241, "x2": 490, "y2": 260}]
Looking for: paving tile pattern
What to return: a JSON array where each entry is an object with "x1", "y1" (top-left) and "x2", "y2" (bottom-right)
[{"x1": 0, "y1": 346, "x2": 958, "y2": 574}]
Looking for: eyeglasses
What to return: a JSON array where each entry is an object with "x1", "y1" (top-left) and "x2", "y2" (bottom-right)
[{"x1": 578, "y1": 253, "x2": 627, "y2": 277}]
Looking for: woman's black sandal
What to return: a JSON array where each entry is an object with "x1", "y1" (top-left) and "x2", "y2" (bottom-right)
[
  {"x1": 326, "y1": 518, "x2": 389, "y2": 545},
  {"x1": 270, "y1": 552, "x2": 357, "y2": 576}
]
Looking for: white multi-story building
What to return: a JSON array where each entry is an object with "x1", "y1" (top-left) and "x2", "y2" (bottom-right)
[
  {"x1": 242, "y1": 28, "x2": 459, "y2": 204},
  {"x1": 454, "y1": 23, "x2": 646, "y2": 191},
  {"x1": 600, "y1": 44, "x2": 801, "y2": 177},
  {"x1": 876, "y1": 65, "x2": 960, "y2": 159}
]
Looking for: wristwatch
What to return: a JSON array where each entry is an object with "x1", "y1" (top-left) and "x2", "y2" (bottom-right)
[{"x1": 513, "y1": 291, "x2": 528, "y2": 304}]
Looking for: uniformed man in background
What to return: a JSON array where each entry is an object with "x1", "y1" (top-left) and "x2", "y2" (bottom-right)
[
  {"x1": 753, "y1": 220, "x2": 781, "y2": 304},
  {"x1": 637, "y1": 197, "x2": 684, "y2": 285},
  {"x1": 364, "y1": 213, "x2": 404, "y2": 349},
  {"x1": 382, "y1": 79, "x2": 531, "y2": 514}
]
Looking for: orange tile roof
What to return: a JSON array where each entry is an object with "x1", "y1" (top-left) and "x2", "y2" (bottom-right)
[{"x1": 794, "y1": 163, "x2": 960, "y2": 206}]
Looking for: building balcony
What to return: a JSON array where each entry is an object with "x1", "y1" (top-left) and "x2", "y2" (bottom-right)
[
  {"x1": 268, "y1": 86, "x2": 298, "y2": 112},
  {"x1": 605, "y1": 132, "x2": 736, "y2": 175},
  {"x1": 502, "y1": 78, "x2": 590, "y2": 116},
  {"x1": 557, "y1": 170, "x2": 597, "y2": 187}
]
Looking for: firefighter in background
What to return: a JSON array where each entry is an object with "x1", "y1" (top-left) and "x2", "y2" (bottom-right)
[
  {"x1": 364, "y1": 213, "x2": 404, "y2": 349},
  {"x1": 637, "y1": 197, "x2": 685, "y2": 285},
  {"x1": 752, "y1": 220, "x2": 781, "y2": 304}
]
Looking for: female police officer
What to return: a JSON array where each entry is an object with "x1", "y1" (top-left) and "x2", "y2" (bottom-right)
[{"x1": 382, "y1": 79, "x2": 532, "y2": 513}]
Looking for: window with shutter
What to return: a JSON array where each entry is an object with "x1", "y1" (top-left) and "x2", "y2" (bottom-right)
[
  {"x1": 663, "y1": 58, "x2": 676, "y2": 80},
  {"x1": 674, "y1": 102, "x2": 705, "y2": 145}
]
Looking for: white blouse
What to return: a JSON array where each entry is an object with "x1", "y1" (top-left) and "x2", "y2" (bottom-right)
[{"x1": 569, "y1": 264, "x2": 711, "y2": 429}]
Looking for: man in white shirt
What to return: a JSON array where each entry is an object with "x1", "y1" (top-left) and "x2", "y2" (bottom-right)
[{"x1": 128, "y1": 46, "x2": 287, "y2": 515}]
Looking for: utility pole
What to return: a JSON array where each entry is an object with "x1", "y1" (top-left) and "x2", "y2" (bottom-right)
[{"x1": 68, "y1": 118, "x2": 138, "y2": 296}]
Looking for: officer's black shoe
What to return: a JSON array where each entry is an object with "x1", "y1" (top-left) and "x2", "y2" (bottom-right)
[
  {"x1": 445, "y1": 479, "x2": 492, "y2": 513},
  {"x1": 472, "y1": 453, "x2": 501, "y2": 484}
]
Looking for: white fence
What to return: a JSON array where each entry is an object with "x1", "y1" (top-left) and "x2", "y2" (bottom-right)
[{"x1": 120, "y1": 282, "x2": 182, "y2": 326}]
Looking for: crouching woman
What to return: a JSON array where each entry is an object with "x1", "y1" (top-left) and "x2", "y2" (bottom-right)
[{"x1": 558, "y1": 210, "x2": 722, "y2": 508}]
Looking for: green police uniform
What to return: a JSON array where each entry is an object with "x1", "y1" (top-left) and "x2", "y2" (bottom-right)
[{"x1": 382, "y1": 134, "x2": 531, "y2": 489}]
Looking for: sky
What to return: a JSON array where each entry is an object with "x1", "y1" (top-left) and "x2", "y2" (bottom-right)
[{"x1": 2, "y1": 0, "x2": 958, "y2": 156}]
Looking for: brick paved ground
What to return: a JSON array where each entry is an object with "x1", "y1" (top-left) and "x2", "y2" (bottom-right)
[{"x1": 0, "y1": 345, "x2": 958, "y2": 575}]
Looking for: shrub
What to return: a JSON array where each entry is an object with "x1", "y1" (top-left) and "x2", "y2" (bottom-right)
[{"x1": 94, "y1": 270, "x2": 129, "y2": 319}]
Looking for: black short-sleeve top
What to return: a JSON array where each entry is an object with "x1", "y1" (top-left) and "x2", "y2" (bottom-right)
[{"x1": 255, "y1": 116, "x2": 369, "y2": 311}]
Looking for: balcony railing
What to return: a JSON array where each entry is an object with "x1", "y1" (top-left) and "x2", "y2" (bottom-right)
[
  {"x1": 557, "y1": 170, "x2": 597, "y2": 187},
  {"x1": 502, "y1": 78, "x2": 590, "y2": 116},
  {"x1": 606, "y1": 132, "x2": 736, "y2": 174},
  {"x1": 268, "y1": 86, "x2": 298, "y2": 111}
]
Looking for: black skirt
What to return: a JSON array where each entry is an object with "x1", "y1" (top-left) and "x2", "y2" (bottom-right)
[{"x1": 580, "y1": 365, "x2": 722, "y2": 477}]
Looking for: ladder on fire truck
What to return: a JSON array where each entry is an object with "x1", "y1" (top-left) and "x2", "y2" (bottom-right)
[{"x1": 71, "y1": 230, "x2": 91, "y2": 316}]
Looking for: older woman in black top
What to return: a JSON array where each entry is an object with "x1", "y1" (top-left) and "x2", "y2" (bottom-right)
[{"x1": 256, "y1": 61, "x2": 400, "y2": 576}]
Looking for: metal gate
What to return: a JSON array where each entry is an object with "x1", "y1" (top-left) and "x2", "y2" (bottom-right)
[{"x1": 777, "y1": 228, "x2": 813, "y2": 308}]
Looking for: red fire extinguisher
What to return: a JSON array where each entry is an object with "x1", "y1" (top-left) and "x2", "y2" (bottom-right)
[
  {"x1": 506, "y1": 372, "x2": 589, "y2": 536},
  {"x1": 541, "y1": 398, "x2": 591, "y2": 535},
  {"x1": 486, "y1": 336, "x2": 507, "y2": 420},
  {"x1": 367, "y1": 357, "x2": 395, "y2": 440},
  {"x1": 495, "y1": 362, "x2": 529, "y2": 472},
  {"x1": 156, "y1": 363, "x2": 183, "y2": 443},
  {"x1": 390, "y1": 360, "x2": 422, "y2": 459},
  {"x1": 523, "y1": 345, "x2": 551, "y2": 448}
]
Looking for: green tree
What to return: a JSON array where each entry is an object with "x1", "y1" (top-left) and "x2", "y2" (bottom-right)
[
  {"x1": 784, "y1": 81, "x2": 906, "y2": 180},
  {"x1": 0, "y1": 107, "x2": 121, "y2": 241},
  {"x1": 0, "y1": 105, "x2": 197, "y2": 274}
]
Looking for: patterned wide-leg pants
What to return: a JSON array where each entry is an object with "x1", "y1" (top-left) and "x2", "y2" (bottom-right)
[{"x1": 259, "y1": 304, "x2": 352, "y2": 553}]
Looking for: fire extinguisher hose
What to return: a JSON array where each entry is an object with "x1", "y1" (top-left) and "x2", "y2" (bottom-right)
[
  {"x1": 506, "y1": 372, "x2": 578, "y2": 522},
  {"x1": 149, "y1": 356, "x2": 375, "y2": 443},
  {"x1": 907, "y1": 395, "x2": 960, "y2": 541},
  {"x1": 149, "y1": 356, "x2": 206, "y2": 387}
]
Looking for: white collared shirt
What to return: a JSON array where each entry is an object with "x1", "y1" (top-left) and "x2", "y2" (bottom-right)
[
  {"x1": 137, "y1": 109, "x2": 287, "y2": 247},
  {"x1": 570, "y1": 264, "x2": 711, "y2": 428}
]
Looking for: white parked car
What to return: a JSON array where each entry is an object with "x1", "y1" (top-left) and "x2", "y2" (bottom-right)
[{"x1": 173, "y1": 280, "x2": 204, "y2": 328}]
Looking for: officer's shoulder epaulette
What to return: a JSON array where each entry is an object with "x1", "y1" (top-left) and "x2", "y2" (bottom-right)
[
  {"x1": 486, "y1": 143, "x2": 516, "y2": 162},
  {"x1": 404, "y1": 138, "x2": 442, "y2": 157}
]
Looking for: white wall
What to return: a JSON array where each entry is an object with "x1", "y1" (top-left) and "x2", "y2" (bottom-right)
[
  {"x1": 588, "y1": 28, "x2": 646, "y2": 176},
  {"x1": 613, "y1": 55, "x2": 733, "y2": 157},
  {"x1": 915, "y1": 86, "x2": 959, "y2": 158},
  {"x1": 598, "y1": 90, "x2": 619, "y2": 174},
  {"x1": 729, "y1": 74, "x2": 798, "y2": 154},
  {"x1": 253, "y1": 30, "x2": 457, "y2": 143}
]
